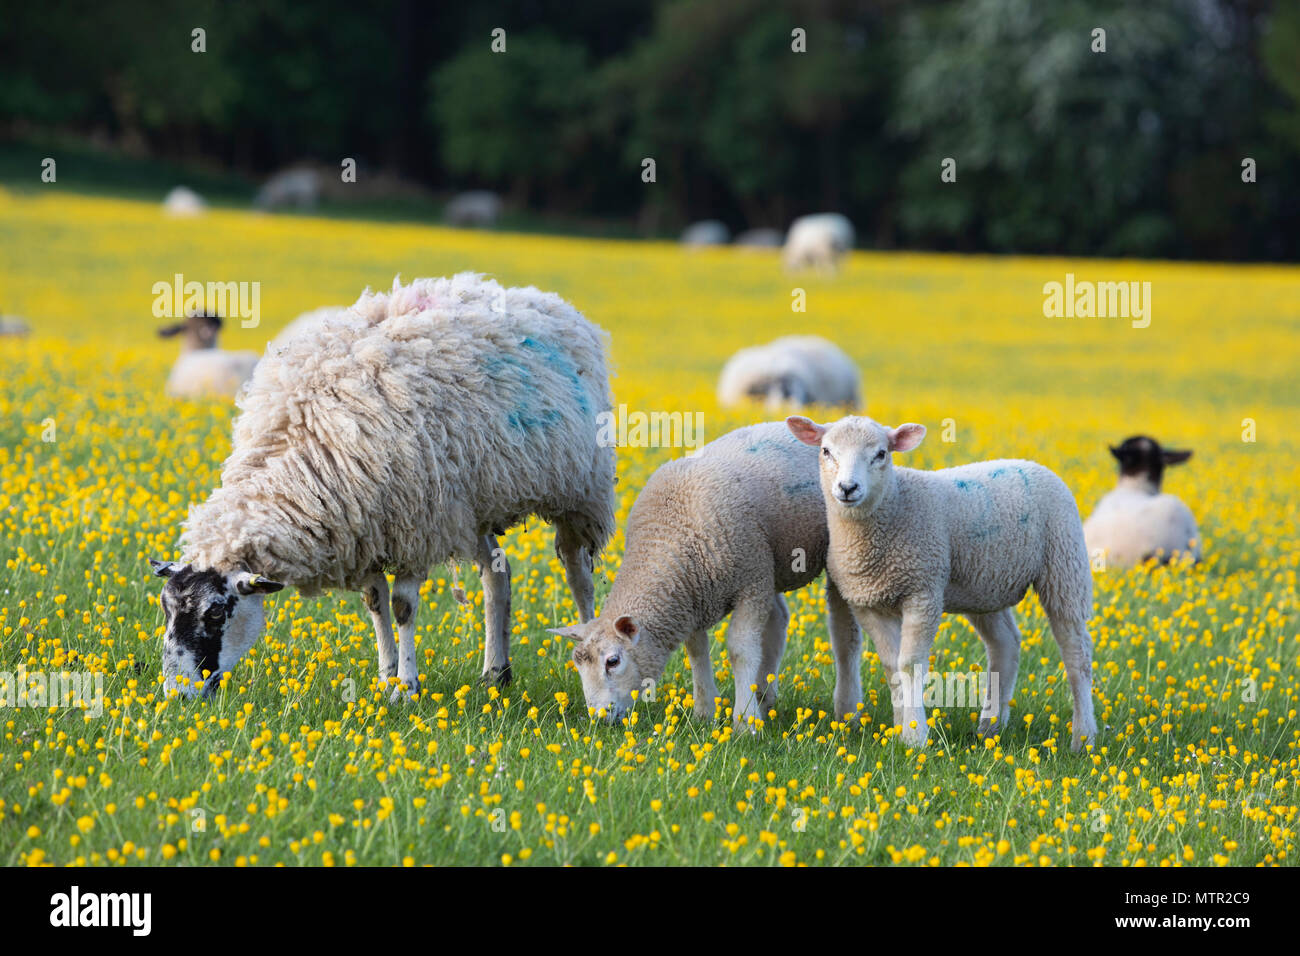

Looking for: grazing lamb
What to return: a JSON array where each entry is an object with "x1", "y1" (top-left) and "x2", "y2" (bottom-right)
[
  {"x1": 783, "y1": 213, "x2": 855, "y2": 273},
  {"x1": 717, "y1": 335, "x2": 861, "y2": 411},
  {"x1": 552, "y1": 422, "x2": 858, "y2": 728},
  {"x1": 787, "y1": 415, "x2": 1098, "y2": 751},
  {"x1": 163, "y1": 186, "x2": 206, "y2": 217},
  {"x1": 1084, "y1": 436, "x2": 1200, "y2": 568},
  {"x1": 150, "y1": 273, "x2": 615, "y2": 702},
  {"x1": 680, "y1": 220, "x2": 730, "y2": 246},
  {"x1": 444, "y1": 191, "x2": 502, "y2": 228},
  {"x1": 158, "y1": 312, "x2": 259, "y2": 399}
]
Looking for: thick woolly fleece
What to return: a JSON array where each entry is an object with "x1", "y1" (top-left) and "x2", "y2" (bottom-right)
[
  {"x1": 1084, "y1": 476, "x2": 1200, "y2": 568},
  {"x1": 181, "y1": 273, "x2": 616, "y2": 593},
  {"x1": 716, "y1": 335, "x2": 861, "y2": 410}
]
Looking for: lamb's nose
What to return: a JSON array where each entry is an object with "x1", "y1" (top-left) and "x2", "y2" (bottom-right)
[{"x1": 838, "y1": 480, "x2": 859, "y2": 497}]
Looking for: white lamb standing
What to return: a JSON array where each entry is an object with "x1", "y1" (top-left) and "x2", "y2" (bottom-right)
[
  {"x1": 717, "y1": 335, "x2": 861, "y2": 411},
  {"x1": 151, "y1": 273, "x2": 615, "y2": 701},
  {"x1": 783, "y1": 213, "x2": 855, "y2": 273},
  {"x1": 788, "y1": 415, "x2": 1098, "y2": 752},
  {"x1": 1084, "y1": 436, "x2": 1200, "y2": 569},
  {"x1": 553, "y1": 422, "x2": 858, "y2": 728},
  {"x1": 158, "y1": 312, "x2": 259, "y2": 399}
]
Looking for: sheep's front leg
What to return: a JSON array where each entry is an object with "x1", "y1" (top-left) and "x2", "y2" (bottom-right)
[
  {"x1": 361, "y1": 572, "x2": 398, "y2": 687},
  {"x1": 683, "y1": 629, "x2": 718, "y2": 720},
  {"x1": 853, "y1": 606, "x2": 901, "y2": 727},
  {"x1": 555, "y1": 520, "x2": 596, "y2": 622},
  {"x1": 965, "y1": 608, "x2": 1021, "y2": 739},
  {"x1": 389, "y1": 574, "x2": 424, "y2": 701},
  {"x1": 826, "y1": 579, "x2": 864, "y2": 720},
  {"x1": 726, "y1": 595, "x2": 776, "y2": 732},
  {"x1": 757, "y1": 593, "x2": 789, "y2": 715},
  {"x1": 895, "y1": 594, "x2": 943, "y2": 748},
  {"x1": 475, "y1": 534, "x2": 513, "y2": 686}
]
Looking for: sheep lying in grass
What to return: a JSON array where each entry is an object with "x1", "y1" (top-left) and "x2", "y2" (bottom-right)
[
  {"x1": 163, "y1": 186, "x2": 206, "y2": 217},
  {"x1": 151, "y1": 273, "x2": 616, "y2": 700},
  {"x1": 788, "y1": 415, "x2": 1098, "y2": 751},
  {"x1": 783, "y1": 213, "x2": 855, "y2": 273},
  {"x1": 1084, "y1": 436, "x2": 1200, "y2": 568},
  {"x1": 717, "y1": 335, "x2": 861, "y2": 411},
  {"x1": 553, "y1": 422, "x2": 858, "y2": 728},
  {"x1": 158, "y1": 312, "x2": 259, "y2": 399}
]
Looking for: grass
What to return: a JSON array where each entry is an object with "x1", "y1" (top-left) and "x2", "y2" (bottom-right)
[{"x1": 0, "y1": 187, "x2": 1297, "y2": 866}]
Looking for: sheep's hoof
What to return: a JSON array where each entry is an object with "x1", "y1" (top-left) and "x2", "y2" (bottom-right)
[
  {"x1": 389, "y1": 678, "x2": 420, "y2": 703},
  {"x1": 479, "y1": 664, "x2": 513, "y2": 688}
]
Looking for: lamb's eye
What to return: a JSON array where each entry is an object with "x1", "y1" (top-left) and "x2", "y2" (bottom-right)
[
  {"x1": 605, "y1": 654, "x2": 621, "y2": 672},
  {"x1": 875, "y1": 449, "x2": 888, "y2": 462}
]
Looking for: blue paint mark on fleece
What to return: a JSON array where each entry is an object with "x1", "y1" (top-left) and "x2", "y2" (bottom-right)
[{"x1": 952, "y1": 476, "x2": 1001, "y2": 540}]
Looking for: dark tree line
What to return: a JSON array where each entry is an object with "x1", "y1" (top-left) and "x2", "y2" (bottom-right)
[{"x1": 2, "y1": 0, "x2": 1297, "y2": 259}]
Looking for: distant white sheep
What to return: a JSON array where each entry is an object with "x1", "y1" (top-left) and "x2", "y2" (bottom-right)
[
  {"x1": 151, "y1": 273, "x2": 616, "y2": 703},
  {"x1": 783, "y1": 213, "x2": 855, "y2": 273},
  {"x1": 717, "y1": 335, "x2": 861, "y2": 411},
  {"x1": 0, "y1": 315, "x2": 30, "y2": 336},
  {"x1": 158, "y1": 312, "x2": 258, "y2": 399},
  {"x1": 1084, "y1": 436, "x2": 1200, "y2": 568},
  {"x1": 255, "y1": 168, "x2": 322, "y2": 210},
  {"x1": 788, "y1": 415, "x2": 1098, "y2": 752},
  {"x1": 163, "y1": 186, "x2": 206, "y2": 217},
  {"x1": 444, "y1": 191, "x2": 502, "y2": 228},
  {"x1": 680, "y1": 220, "x2": 730, "y2": 246}
]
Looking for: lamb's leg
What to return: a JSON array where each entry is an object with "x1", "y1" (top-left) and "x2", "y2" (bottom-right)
[
  {"x1": 1045, "y1": 610, "x2": 1098, "y2": 752},
  {"x1": 361, "y1": 572, "x2": 398, "y2": 687},
  {"x1": 826, "y1": 579, "x2": 864, "y2": 720},
  {"x1": 389, "y1": 574, "x2": 424, "y2": 702},
  {"x1": 756, "y1": 593, "x2": 789, "y2": 715},
  {"x1": 475, "y1": 533, "x2": 513, "y2": 686},
  {"x1": 727, "y1": 594, "x2": 776, "y2": 732},
  {"x1": 895, "y1": 594, "x2": 942, "y2": 748},
  {"x1": 555, "y1": 520, "x2": 596, "y2": 622},
  {"x1": 684, "y1": 628, "x2": 718, "y2": 720},
  {"x1": 964, "y1": 608, "x2": 1021, "y2": 739},
  {"x1": 853, "y1": 606, "x2": 902, "y2": 728}
]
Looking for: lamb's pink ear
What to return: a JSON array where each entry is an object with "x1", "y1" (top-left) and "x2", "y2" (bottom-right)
[
  {"x1": 613, "y1": 615, "x2": 640, "y2": 646},
  {"x1": 786, "y1": 416, "x2": 826, "y2": 446},
  {"x1": 888, "y1": 423, "x2": 926, "y2": 452}
]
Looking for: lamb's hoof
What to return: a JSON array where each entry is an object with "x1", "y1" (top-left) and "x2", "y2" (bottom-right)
[
  {"x1": 389, "y1": 678, "x2": 420, "y2": 703},
  {"x1": 479, "y1": 664, "x2": 513, "y2": 688},
  {"x1": 977, "y1": 714, "x2": 1009, "y2": 739}
]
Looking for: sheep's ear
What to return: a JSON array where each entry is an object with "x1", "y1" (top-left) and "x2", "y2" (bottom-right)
[
  {"x1": 547, "y1": 623, "x2": 589, "y2": 640},
  {"x1": 1108, "y1": 445, "x2": 1122, "y2": 461},
  {"x1": 786, "y1": 416, "x2": 826, "y2": 446},
  {"x1": 157, "y1": 323, "x2": 184, "y2": 338},
  {"x1": 1163, "y1": 449, "x2": 1192, "y2": 466},
  {"x1": 888, "y1": 423, "x2": 926, "y2": 452},
  {"x1": 235, "y1": 572, "x2": 285, "y2": 595},
  {"x1": 613, "y1": 615, "x2": 640, "y2": 646},
  {"x1": 149, "y1": 559, "x2": 182, "y2": 578}
]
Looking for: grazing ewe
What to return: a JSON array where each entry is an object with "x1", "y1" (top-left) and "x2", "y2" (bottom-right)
[
  {"x1": 783, "y1": 213, "x2": 855, "y2": 273},
  {"x1": 163, "y1": 186, "x2": 206, "y2": 217},
  {"x1": 1084, "y1": 436, "x2": 1200, "y2": 568},
  {"x1": 444, "y1": 191, "x2": 502, "y2": 228},
  {"x1": 717, "y1": 335, "x2": 861, "y2": 411},
  {"x1": 158, "y1": 312, "x2": 259, "y2": 399},
  {"x1": 680, "y1": 221, "x2": 730, "y2": 246},
  {"x1": 788, "y1": 415, "x2": 1098, "y2": 751},
  {"x1": 151, "y1": 273, "x2": 615, "y2": 701},
  {"x1": 553, "y1": 422, "x2": 857, "y2": 729}
]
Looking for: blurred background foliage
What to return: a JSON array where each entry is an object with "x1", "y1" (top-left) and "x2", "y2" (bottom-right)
[{"x1": 1, "y1": 0, "x2": 1296, "y2": 259}]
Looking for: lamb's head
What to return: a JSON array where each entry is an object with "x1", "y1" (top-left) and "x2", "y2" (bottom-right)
[
  {"x1": 551, "y1": 615, "x2": 648, "y2": 722},
  {"x1": 149, "y1": 560, "x2": 284, "y2": 697},
  {"x1": 1109, "y1": 435, "x2": 1191, "y2": 491},
  {"x1": 787, "y1": 415, "x2": 925, "y2": 513},
  {"x1": 157, "y1": 311, "x2": 222, "y2": 351}
]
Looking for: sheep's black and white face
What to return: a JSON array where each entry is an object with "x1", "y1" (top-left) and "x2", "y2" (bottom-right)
[
  {"x1": 150, "y1": 561, "x2": 284, "y2": 697},
  {"x1": 1109, "y1": 436, "x2": 1191, "y2": 489},
  {"x1": 787, "y1": 415, "x2": 926, "y2": 513}
]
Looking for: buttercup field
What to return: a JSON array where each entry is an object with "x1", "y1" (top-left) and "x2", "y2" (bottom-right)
[{"x1": 1, "y1": 191, "x2": 1296, "y2": 867}]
